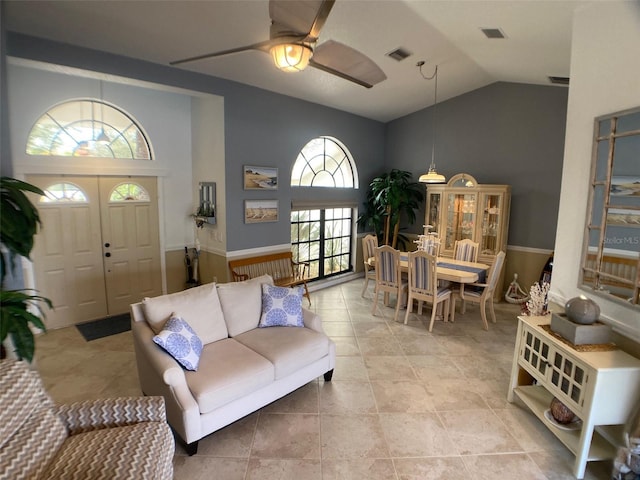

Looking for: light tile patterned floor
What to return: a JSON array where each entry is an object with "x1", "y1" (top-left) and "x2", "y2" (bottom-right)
[{"x1": 34, "y1": 279, "x2": 611, "y2": 479}]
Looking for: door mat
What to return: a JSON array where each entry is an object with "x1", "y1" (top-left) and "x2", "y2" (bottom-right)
[{"x1": 76, "y1": 313, "x2": 131, "y2": 341}]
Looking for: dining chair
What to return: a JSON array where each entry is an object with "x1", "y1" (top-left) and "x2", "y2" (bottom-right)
[
  {"x1": 404, "y1": 250, "x2": 452, "y2": 331},
  {"x1": 453, "y1": 239, "x2": 479, "y2": 262},
  {"x1": 453, "y1": 250, "x2": 506, "y2": 330},
  {"x1": 371, "y1": 245, "x2": 407, "y2": 322},
  {"x1": 361, "y1": 234, "x2": 378, "y2": 297}
]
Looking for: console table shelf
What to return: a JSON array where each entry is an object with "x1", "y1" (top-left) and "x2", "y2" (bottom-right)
[
  {"x1": 508, "y1": 315, "x2": 640, "y2": 479},
  {"x1": 513, "y1": 385, "x2": 618, "y2": 461}
]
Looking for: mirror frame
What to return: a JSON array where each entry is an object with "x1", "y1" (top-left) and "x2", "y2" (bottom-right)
[{"x1": 580, "y1": 106, "x2": 640, "y2": 308}]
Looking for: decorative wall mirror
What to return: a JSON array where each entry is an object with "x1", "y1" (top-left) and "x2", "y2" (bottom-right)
[
  {"x1": 194, "y1": 182, "x2": 216, "y2": 227},
  {"x1": 581, "y1": 106, "x2": 640, "y2": 307}
]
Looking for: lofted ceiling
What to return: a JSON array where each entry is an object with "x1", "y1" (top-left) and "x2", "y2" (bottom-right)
[{"x1": 4, "y1": 0, "x2": 594, "y2": 122}]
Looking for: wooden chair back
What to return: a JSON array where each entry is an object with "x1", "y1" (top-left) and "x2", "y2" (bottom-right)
[{"x1": 453, "y1": 239, "x2": 479, "y2": 262}]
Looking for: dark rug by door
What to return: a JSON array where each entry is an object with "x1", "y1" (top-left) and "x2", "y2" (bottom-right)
[{"x1": 76, "y1": 313, "x2": 131, "y2": 341}]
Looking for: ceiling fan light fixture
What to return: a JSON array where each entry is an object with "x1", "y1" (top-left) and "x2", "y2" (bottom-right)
[{"x1": 270, "y1": 43, "x2": 313, "y2": 72}]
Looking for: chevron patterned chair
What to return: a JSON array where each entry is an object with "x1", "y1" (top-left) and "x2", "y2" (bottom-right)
[{"x1": 0, "y1": 359, "x2": 174, "y2": 480}]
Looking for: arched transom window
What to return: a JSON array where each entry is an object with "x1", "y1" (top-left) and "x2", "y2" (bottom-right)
[
  {"x1": 39, "y1": 182, "x2": 87, "y2": 203},
  {"x1": 26, "y1": 99, "x2": 152, "y2": 160},
  {"x1": 109, "y1": 183, "x2": 150, "y2": 202},
  {"x1": 291, "y1": 136, "x2": 358, "y2": 188}
]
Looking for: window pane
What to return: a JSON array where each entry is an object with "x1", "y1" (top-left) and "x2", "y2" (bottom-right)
[
  {"x1": 109, "y1": 183, "x2": 150, "y2": 202},
  {"x1": 290, "y1": 136, "x2": 357, "y2": 188},
  {"x1": 40, "y1": 182, "x2": 87, "y2": 203},
  {"x1": 26, "y1": 99, "x2": 151, "y2": 160}
]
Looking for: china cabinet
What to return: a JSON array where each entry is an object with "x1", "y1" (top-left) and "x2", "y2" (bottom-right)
[
  {"x1": 508, "y1": 315, "x2": 640, "y2": 479},
  {"x1": 425, "y1": 173, "x2": 511, "y2": 297}
]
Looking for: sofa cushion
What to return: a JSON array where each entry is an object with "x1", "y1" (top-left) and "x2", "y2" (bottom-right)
[
  {"x1": 142, "y1": 283, "x2": 227, "y2": 345},
  {"x1": 235, "y1": 327, "x2": 330, "y2": 380},
  {"x1": 217, "y1": 274, "x2": 274, "y2": 336},
  {"x1": 259, "y1": 284, "x2": 304, "y2": 328},
  {"x1": 185, "y1": 338, "x2": 274, "y2": 414},
  {"x1": 42, "y1": 422, "x2": 174, "y2": 479},
  {"x1": 153, "y1": 314, "x2": 203, "y2": 371}
]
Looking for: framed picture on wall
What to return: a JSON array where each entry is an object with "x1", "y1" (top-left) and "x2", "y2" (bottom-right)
[
  {"x1": 245, "y1": 199, "x2": 278, "y2": 223},
  {"x1": 244, "y1": 165, "x2": 278, "y2": 190},
  {"x1": 610, "y1": 176, "x2": 640, "y2": 196}
]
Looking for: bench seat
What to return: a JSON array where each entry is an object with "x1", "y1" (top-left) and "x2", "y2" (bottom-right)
[{"x1": 229, "y1": 251, "x2": 311, "y2": 304}]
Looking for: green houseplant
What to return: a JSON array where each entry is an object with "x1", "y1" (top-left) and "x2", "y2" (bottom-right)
[
  {"x1": 357, "y1": 169, "x2": 424, "y2": 249},
  {"x1": 1, "y1": 177, "x2": 51, "y2": 362}
]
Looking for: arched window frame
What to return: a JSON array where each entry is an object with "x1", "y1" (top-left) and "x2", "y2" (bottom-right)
[
  {"x1": 109, "y1": 182, "x2": 150, "y2": 203},
  {"x1": 290, "y1": 136, "x2": 359, "y2": 188},
  {"x1": 26, "y1": 98, "x2": 153, "y2": 160},
  {"x1": 39, "y1": 182, "x2": 88, "y2": 203},
  {"x1": 290, "y1": 136, "x2": 359, "y2": 282}
]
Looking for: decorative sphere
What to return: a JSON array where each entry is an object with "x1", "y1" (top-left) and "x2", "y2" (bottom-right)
[
  {"x1": 565, "y1": 296, "x2": 600, "y2": 325},
  {"x1": 550, "y1": 397, "x2": 575, "y2": 424}
]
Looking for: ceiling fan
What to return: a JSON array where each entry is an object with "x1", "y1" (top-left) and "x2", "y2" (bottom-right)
[{"x1": 170, "y1": 0, "x2": 386, "y2": 89}]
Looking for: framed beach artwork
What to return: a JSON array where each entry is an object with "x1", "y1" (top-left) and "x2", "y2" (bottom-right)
[
  {"x1": 607, "y1": 208, "x2": 640, "y2": 227},
  {"x1": 610, "y1": 176, "x2": 640, "y2": 196},
  {"x1": 244, "y1": 165, "x2": 278, "y2": 190},
  {"x1": 245, "y1": 200, "x2": 278, "y2": 224}
]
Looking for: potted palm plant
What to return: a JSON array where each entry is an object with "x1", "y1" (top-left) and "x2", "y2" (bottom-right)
[
  {"x1": 357, "y1": 169, "x2": 424, "y2": 248},
  {"x1": 1, "y1": 177, "x2": 51, "y2": 362}
]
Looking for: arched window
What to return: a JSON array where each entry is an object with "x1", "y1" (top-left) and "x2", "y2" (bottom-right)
[
  {"x1": 39, "y1": 182, "x2": 87, "y2": 203},
  {"x1": 109, "y1": 183, "x2": 150, "y2": 202},
  {"x1": 26, "y1": 99, "x2": 152, "y2": 160},
  {"x1": 290, "y1": 136, "x2": 358, "y2": 281},
  {"x1": 291, "y1": 136, "x2": 358, "y2": 188}
]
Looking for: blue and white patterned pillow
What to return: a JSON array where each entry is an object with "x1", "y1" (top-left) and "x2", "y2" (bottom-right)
[
  {"x1": 259, "y1": 284, "x2": 304, "y2": 328},
  {"x1": 153, "y1": 314, "x2": 203, "y2": 371}
]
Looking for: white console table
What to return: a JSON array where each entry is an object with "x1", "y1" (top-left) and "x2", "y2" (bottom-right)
[{"x1": 507, "y1": 315, "x2": 640, "y2": 479}]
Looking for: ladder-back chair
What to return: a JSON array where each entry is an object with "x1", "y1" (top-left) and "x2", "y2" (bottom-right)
[
  {"x1": 371, "y1": 245, "x2": 407, "y2": 322},
  {"x1": 404, "y1": 250, "x2": 452, "y2": 332}
]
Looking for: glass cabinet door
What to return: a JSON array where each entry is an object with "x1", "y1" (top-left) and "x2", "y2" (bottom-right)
[
  {"x1": 426, "y1": 192, "x2": 441, "y2": 235},
  {"x1": 444, "y1": 192, "x2": 477, "y2": 251},
  {"x1": 480, "y1": 192, "x2": 503, "y2": 255}
]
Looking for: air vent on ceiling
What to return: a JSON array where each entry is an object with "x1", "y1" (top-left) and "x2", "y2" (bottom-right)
[
  {"x1": 549, "y1": 76, "x2": 570, "y2": 85},
  {"x1": 481, "y1": 28, "x2": 506, "y2": 39},
  {"x1": 386, "y1": 47, "x2": 412, "y2": 62}
]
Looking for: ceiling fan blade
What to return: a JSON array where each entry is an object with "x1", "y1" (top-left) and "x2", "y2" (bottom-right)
[
  {"x1": 309, "y1": 40, "x2": 387, "y2": 88},
  {"x1": 170, "y1": 39, "x2": 275, "y2": 66},
  {"x1": 269, "y1": 0, "x2": 335, "y2": 40}
]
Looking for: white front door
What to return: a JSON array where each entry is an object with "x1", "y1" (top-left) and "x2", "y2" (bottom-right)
[
  {"x1": 28, "y1": 175, "x2": 162, "y2": 328},
  {"x1": 98, "y1": 176, "x2": 162, "y2": 315}
]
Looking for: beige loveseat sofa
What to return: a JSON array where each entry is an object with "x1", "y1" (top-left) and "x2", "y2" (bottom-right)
[
  {"x1": 131, "y1": 274, "x2": 336, "y2": 454},
  {"x1": 0, "y1": 360, "x2": 174, "y2": 479}
]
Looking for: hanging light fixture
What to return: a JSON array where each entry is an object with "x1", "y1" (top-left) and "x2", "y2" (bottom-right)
[
  {"x1": 270, "y1": 43, "x2": 313, "y2": 72},
  {"x1": 417, "y1": 61, "x2": 446, "y2": 184},
  {"x1": 96, "y1": 80, "x2": 110, "y2": 144}
]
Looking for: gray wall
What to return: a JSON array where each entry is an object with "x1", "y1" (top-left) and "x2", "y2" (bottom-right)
[
  {"x1": 223, "y1": 81, "x2": 385, "y2": 250},
  {"x1": 1, "y1": 3, "x2": 12, "y2": 177},
  {"x1": 386, "y1": 82, "x2": 569, "y2": 249}
]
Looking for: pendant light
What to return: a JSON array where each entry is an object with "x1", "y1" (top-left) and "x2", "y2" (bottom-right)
[
  {"x1": 418, "y1": 62, "x2": 446, "y2": 184},
  {"x1": 96, "y1": 80, "x2": 110, "y2": 144}
]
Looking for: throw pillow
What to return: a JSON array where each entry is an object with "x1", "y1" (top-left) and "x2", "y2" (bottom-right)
[
  {"x1": 259, "y1": 284, "x2": 304, "y2": 328},
  {"x1": 153, "y1": 314, "x2": 203, "y2": 371}
]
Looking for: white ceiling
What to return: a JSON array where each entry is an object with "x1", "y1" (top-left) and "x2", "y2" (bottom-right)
[{"x1": 4, "y1": 0, "x2": 594, "y2": 122}]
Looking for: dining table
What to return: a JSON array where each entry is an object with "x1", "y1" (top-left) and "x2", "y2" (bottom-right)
[
  {"x1": 367, "y1": 254, "x2": 489, "y2": 285},
  {"x1": 366, "y1": 253, "x2": 490, "y2": 321}
]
